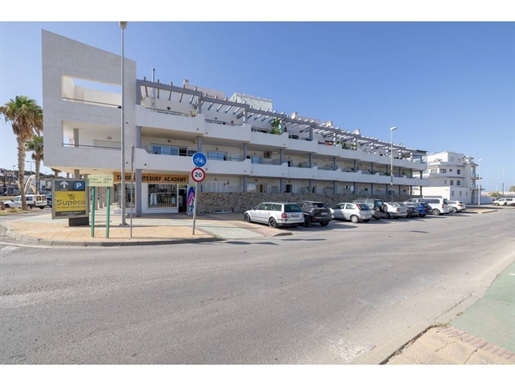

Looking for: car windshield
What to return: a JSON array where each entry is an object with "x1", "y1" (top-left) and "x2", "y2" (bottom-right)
[
  {"x1": 311, "y1": 202, "x2": 327, "y2": 208},
  {"x1": 284, "y1": 204, "x2": 302, "y2": 212}
]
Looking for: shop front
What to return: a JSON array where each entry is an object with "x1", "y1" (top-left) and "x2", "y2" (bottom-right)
[{"x1": 114, "y1": 172, "x2": 190, "y2": 214}]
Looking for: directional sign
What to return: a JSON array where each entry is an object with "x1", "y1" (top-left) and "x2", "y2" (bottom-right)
[
  {"x1": 191, "y1": 167, "x2": 206, "y2": 183},
  {"x1": 192, "y1": 152, "x2": 207, "y2": 167},
  {"x1": 88, "y1": 174, "x2": 114, "y2": 187},
  {"x1": 52, "y1": 179, "x2": 88, "y2": 219}
]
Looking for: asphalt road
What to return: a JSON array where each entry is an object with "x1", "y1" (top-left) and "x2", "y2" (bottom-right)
[{"x1": 1, "y1": 209, "x2": 513, "y2": 364}]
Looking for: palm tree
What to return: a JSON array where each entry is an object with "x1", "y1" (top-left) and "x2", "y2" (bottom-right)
[
  {"x1": 0, "y1": 96, "x2": 43, "y2": 209},
  {"x1": 25, "y1": 135, "x2": 44, "y2": 193}
]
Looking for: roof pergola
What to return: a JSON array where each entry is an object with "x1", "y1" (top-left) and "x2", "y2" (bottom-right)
[{"x1": 136, "y1": 78, "x2": 425, "y2": 156}]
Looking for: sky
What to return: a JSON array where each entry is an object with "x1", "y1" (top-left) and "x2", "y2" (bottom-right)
[
  {"x1": 1, "y1": 2, "x2": 513, "y2": 383},
  {"x1": 0, "y1": 2, "x2": 514, "y2": 195}
]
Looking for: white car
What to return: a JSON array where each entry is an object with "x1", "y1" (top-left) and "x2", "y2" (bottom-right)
[
  {"x1": 1, "y1": 194, "x2": 47, "y2": 209},
  {"x1": 243, "y1": 202, "x2": 304, "y2": 228},
  {"x1": 382, "y1": 202, "x2": 408, "y2": 219},
  {"x1": 330, "y1": 202, "x2": 372, "y2": 223},
  {"x1": 448, "y1": 200, "x2": 467, "y2": 213},
  {"x1": 493, "y1": 197, "x2": 515, "y2": 206}
]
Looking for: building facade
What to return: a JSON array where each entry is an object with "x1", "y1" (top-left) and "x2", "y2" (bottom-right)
[
  {"x1": 42, "y1": 30, "x2": 429, "y2": 215},
  {"x1": 414, "y1": 151, "x2": 480, "y2": 204}
]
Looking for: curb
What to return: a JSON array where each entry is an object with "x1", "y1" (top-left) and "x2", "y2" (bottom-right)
[{"x1": 352, "y1": 321, "x2": 431, "y2": 364}]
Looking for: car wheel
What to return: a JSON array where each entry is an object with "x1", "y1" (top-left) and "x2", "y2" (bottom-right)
[
  {"x1": 303, "y1": 216, "x2": 312, "y2": 227},
  {"x1": 28, "y1": 204, "x2": 34, "y2": 209},
  {"x1": 350, "y1": 215, "x2": 359, "y2": 223},
  {"x1": 386, "y1": 212, "x2": 392, "y2": 219},
  {"x1": 244, "y1": 213, "x2": 251, "y2": 223},
  {"x1": 268, "y1": 217, "x2": 278, "y2": 228},
  {"x1": 420, "y1": 214, "x2": 426, "y2": 217},
  {"x1": 432, "y1": 209, "x2": 440, "y2": 215},
  {"x1": 452, "y1": 207, "x2": 457, "y2": 213},
  {"x1": 4, "y1": 204, "x2": 10, "y2": 208},
  {"x1": 320, "y1": 221, "x2": 329, "y2": 226}
]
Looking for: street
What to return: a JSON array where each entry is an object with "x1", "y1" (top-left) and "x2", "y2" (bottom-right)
[{"x1": 1, "y1": 209, "x2": 513, "y2": 364}]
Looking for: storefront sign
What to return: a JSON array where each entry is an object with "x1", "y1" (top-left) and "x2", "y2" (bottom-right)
[
  {"x1": 52, "y1": 179, "x2": 88, "y2": 219},
  {"x1": 113, "y1": 173, "x2": 189, "y2": 184}
]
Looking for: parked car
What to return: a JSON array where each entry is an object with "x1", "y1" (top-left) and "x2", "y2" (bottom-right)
[
  {"x1": 382, "y1": 202, "x2": 408, "y2": 219},
  {"x1": 243, "y1": 202, "x2": 304, "y2": 228},
  {"x1": 1, "y1": 194, "x2": 47, "y2": 209},
  {"x1": 46, "y1": 194, "x2": 52, "y2": 208},
  {"x1": 331, "y1": 202, "x2": 372, "y2": 223},
  {"x1": 352, "y1": 198, "x2": 387, "y2": 220},
  {"x1": 406, "y1": 197, "x2": 450, "y2": 215},
  {"x1": 404, "y1": 202, "x2": 431, "y2": 217},
  {"x1": 493, "y1": 197, "x2": 515, "y2": 206},
  {"x1": 448, "y1": 200, "x2": 466, "y2": 213},
  {"x1": 295, "y1": 201, "x2": 332, "y2": 227},
  {"x1": 400, "y1": 202, "x2": 419, "y2": 218}
]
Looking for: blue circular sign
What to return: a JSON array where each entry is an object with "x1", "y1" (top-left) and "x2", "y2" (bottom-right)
[{"x1": 192, "y1": 152, "x2": 207, "y2": 167}]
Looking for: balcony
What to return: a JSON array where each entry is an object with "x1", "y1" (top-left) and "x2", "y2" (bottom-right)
[
  {"x1": 134, "y1": 149, "x2": 193, "y2": 172},
  {"x1": 287, "y1": 136, "x2": 317, "y2": 153},
  {"x1": 204, "y1": 121, "x2": 252, "y2": 143},
  {"x1": 250, "y1": 130, "x2": 288, "y2": 149},
  {"x1": 204, "y1": 158, "x2": 252, "y2": 175},
  {"x1": 135, "y1": 105, "x2": 205, "y2": 135},
  {"x1": 251, "y1": 161, "x2": 289, "y2": 178}
]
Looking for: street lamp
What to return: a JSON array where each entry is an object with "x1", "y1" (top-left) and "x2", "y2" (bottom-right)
[
  {"x1": 502, "y1": 167, "x2": 506, "y2": 196},
  {"x1": 390, "y1": 127, "x2": 397, "y2": 188},
  {"x1": 120, "y1": 21, "x2": 127, "y2": 225},
  {"x1": 477, "y1": 159, "x2": 483, "y2": 206}
]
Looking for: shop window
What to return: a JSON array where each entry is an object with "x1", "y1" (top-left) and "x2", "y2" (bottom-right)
[{"x1": 148, "y1": 184, "x2": 177, "y2": 208}]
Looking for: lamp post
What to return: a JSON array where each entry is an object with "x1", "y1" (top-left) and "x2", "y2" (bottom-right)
[
  {"x1": 502, "y1": 167, "x2": 506, "y2": 196},
  {"x1": 477, "y1": 159, "x2": 483, "y2": 206},
  {"x1": 390, "y1": 127, "x2": 397, "y2": 189},
  {"x1": 120, "y1": 21, "x2": 127, "y2": 225}
]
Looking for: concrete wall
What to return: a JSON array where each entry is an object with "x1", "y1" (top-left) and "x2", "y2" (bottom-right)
[{"x1": 196, "y1": 192, "x2": 412, "y2": 215}]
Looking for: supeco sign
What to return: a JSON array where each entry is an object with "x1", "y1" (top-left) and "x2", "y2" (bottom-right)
[{"x1": 52, "y1": 179, "x2": 88, "y2": 219}]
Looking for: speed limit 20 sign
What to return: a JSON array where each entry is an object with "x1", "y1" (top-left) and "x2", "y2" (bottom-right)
[{"x1": 191, "y1": 167, "x2": 206, "y2": 183}]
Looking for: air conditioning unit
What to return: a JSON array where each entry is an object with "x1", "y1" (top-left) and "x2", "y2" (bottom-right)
[{"x1": 264, "y1": 151, "x2": 273, "y2": 158}]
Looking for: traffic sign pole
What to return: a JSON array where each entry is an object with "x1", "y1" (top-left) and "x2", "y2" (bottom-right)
[
  {"x1": 91, "y1": 187, "x2": 96, "y2": 237},
  {"x1": 192, "y1": 181, "x2": 198, "y2": 235}
]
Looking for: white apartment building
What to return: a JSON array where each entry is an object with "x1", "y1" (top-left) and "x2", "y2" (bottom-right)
[
  {"x1": 42, "y1": 30, "x2": 429, "y2": 215},
  {"x1": 413, "y1": 151, "x2": 480, "y2": 204}
]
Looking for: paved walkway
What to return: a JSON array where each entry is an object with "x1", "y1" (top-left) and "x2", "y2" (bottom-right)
[{"x1": 0, "y1": 205, "x2": 513, "y2": 365}]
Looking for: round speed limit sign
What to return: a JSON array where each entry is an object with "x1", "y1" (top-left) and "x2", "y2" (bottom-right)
[{"x1": 191, "y1": 167, "x2": 206, "y2": 183}]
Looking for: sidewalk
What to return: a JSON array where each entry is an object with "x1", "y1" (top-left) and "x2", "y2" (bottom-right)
[{"x1": 0, "y1": 206, "x2": 513, "y2": 365}]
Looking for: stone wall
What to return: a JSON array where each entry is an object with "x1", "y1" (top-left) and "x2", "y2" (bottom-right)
[{"x1": 196, "y1": 192, "x2": 415, "y2": 215}]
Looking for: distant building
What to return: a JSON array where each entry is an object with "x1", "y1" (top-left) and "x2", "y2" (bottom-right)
[{"x1": 412, "y1": 151, "x2": 480, "y2": 204}]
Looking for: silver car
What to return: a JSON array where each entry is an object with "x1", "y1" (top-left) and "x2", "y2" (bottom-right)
[
  {"x1": 383, "y1": 202, "x2": 408, "y2": 219},
  {"x1": 330, "y1": 202, "x2": 372, "y2": 223},
  {"x1": 243, "y1": 202, "x2": 304, "y2": 228}
]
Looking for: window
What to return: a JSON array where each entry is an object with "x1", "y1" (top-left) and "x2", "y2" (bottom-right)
[
  {"x1": 450, "y1": 180, "x2": 454, "y2": 185},
  {"x1": 207, "y1": 151, "x2": 227, "y2": 161},
  {"x1": 457, "y1": 170, "x2": 461, "y2": 175},
  {"x1": 440, "y1": 168, "x2": 447, "y2": 173},
  {"x1": 152, "y1": 144, "x2": 187, "y2": 156},
  {"x1": 457, "y1": 180, "x2": 461, "y2": 186}
]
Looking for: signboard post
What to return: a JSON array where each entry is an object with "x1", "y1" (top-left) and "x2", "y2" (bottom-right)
[
  {"x1": 87, "y1": 175, "x2": 114, "y2": 238},
  {"x1": 52, "y1": 179, "x2": 88, "y2": 226},
  {"x1": 191, "y1": 153, "x2": 207, "y2": 235}
]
